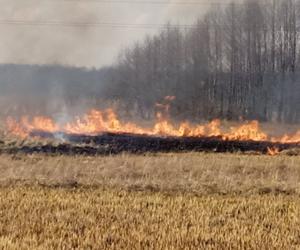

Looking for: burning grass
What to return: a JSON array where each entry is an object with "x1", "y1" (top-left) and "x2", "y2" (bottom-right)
[
  {"x1": 1, "y1": 131, "x2": 300, "y2": 156},
  {"x1": 3, "y1": 99, "x2": 300, "y2": 157},
  {"x1": 4, "y1": 95, "x2": 300, "y2": 144}
]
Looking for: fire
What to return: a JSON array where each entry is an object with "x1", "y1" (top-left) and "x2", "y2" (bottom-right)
[
  {"x1": 4, "y1": 98, "x2": 300, "y2": 144},
  {"x1": 223, "y1": 121, "x2": 268, "y2": 142},
  {"x1": 164, "y1": 96, "x2": 176, "y2": 101},
  {"x1": 64, "y1": 109, "x2": 148, "y2": 135},
  {"x1": 267, "y1": 147, "x2": 280, "y2": 156},
  {"x1": 274, "y1": 131, "x2": 300, "y2": 144},
  {"x1": 6, "y1": 116, "x2": 58, "y2": 138}
]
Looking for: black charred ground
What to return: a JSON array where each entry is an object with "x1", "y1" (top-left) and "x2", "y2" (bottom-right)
[{"x1": 0, "y1": 131, "x2": 298, "y2": 156}]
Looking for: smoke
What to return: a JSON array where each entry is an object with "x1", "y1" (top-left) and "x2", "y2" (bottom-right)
[
  {"x1": 0, "y1": 0, "x2": 242, "y2": 124},
  {"x1": 0, "y1": 0, "x2": 209, "y2": 68}
]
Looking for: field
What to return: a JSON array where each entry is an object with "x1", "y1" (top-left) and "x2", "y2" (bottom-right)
[
  {"x1": 0, "y1": 152, "x2": 300, "y2": 249},
  {"x1": 1, "y1": 187, "x2": 300, "y2": 249},
  {"x1": 1, "y1": 153, "x2": 300, "y2": 194}
]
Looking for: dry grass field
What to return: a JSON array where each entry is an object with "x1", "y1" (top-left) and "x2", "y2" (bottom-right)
[
  {"x1": 1, "y1": 187, "x2": 300, "y2": 249},
  {"x1": 1, "y1": 153, "x2": 300, "y2": 194},
  {"x1": 0, "y1": 153, "x2": 300, "y2": 249}
]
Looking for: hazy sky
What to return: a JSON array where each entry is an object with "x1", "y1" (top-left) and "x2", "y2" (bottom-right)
[{"x1": 0, "y1": 0, "x2": 209, "y2": 68}]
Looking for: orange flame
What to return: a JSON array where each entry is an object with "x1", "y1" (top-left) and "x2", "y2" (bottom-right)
[
  {"x1": 267, "y1": 147, "x2": 280, "y2": 156},
  {"x1": 6, "y1": 116, "x2": 58, "y2": 138},
  {"x1": 64, "y1": 109, "x2": 148, "y2": 135},
  {"x1": 223, "y1": 121, "x2": 268, "y2": 142},
  {"x1": 274, "y1": 131, "x2": 300, "y2": 144},
  {"x1": 4, "y1": 99, "x2": 300, "y2": 144}
]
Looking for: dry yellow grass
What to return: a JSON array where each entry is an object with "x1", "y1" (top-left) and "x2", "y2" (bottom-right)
[
  {"x1": 0, "y1": 153, "x2": 300, "y2": 249},
  {"x1": 0, "y1": 187, "x2": 300, "y2": 249},
  {"x1": 0, "y1": 153, "x2": 300, "y2": 194}
]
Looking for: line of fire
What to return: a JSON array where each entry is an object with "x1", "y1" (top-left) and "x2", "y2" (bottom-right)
[{"x1": 4, "y1": 96, "x2": 300, "y2": 156}]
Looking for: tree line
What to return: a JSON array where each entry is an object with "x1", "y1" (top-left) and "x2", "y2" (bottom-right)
[{"x1": 101, "y1": 0, "x2": 300, "y2": 123}]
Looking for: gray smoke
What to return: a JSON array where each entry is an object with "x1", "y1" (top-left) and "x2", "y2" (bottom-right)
[{"x1": 0, "y1": 0, "x2": 209, "y2": 68}]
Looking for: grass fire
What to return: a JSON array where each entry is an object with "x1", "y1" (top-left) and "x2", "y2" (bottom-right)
[
  {"x1": 1, "y1": 0, "x2": 300, "y2": 249},
  {"x1": 4, "y1": 97, "x2": 300, "y2": 156},
  {"x1": 5, "y1": 96, "x2": 300, "y2": 144}
]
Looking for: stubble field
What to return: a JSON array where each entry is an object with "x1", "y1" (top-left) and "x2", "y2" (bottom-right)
[{"x1": 0, "y1": 152, "x2": 300, "y2": 249}]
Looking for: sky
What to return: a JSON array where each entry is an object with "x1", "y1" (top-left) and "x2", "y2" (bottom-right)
[{"x1": 0, "y1": 0, "x2": 210, "y2": 68}]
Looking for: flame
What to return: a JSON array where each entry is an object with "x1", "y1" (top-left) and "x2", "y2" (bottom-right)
[
  {"x1": 223, "y1": 121, "x2": 268, "y2": 141},
  {"x1": 6, "y1": 117, "x2": 28, "y2": 138},
  {"x1": 267, "y1": 147, "x2": 280, "y2": 156},
  {"x1": 274, "y1": 130, "x2": 300, "y2": 144},
  {"x1": 64, "y1": 109, "x2": 148, "y2": 135},
  {"x1": 164, "y1": 96, "x2": 176, "y2": 101},
  {"x1": 6, "y1": 116, "x2": 58, "y2": 138},
  {"x1": 4, "y1": 98, "x2": 300, "y2": 144}
]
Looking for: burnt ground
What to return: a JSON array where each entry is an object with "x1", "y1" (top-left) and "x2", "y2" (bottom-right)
[{"x1": 0, "y1": 131, "x2": 299, "y2": 156}]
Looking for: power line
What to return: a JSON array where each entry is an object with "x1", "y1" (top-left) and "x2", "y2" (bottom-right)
[
  {"x1": 1, "y1": 19, "x2": 286, "y2": 30},
  {"x1": 37, "y1": 0, "x2": 237, "y2": 5},
  {"x1": 0, "y1": 20, "x2": 197, "y2": 29}
]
